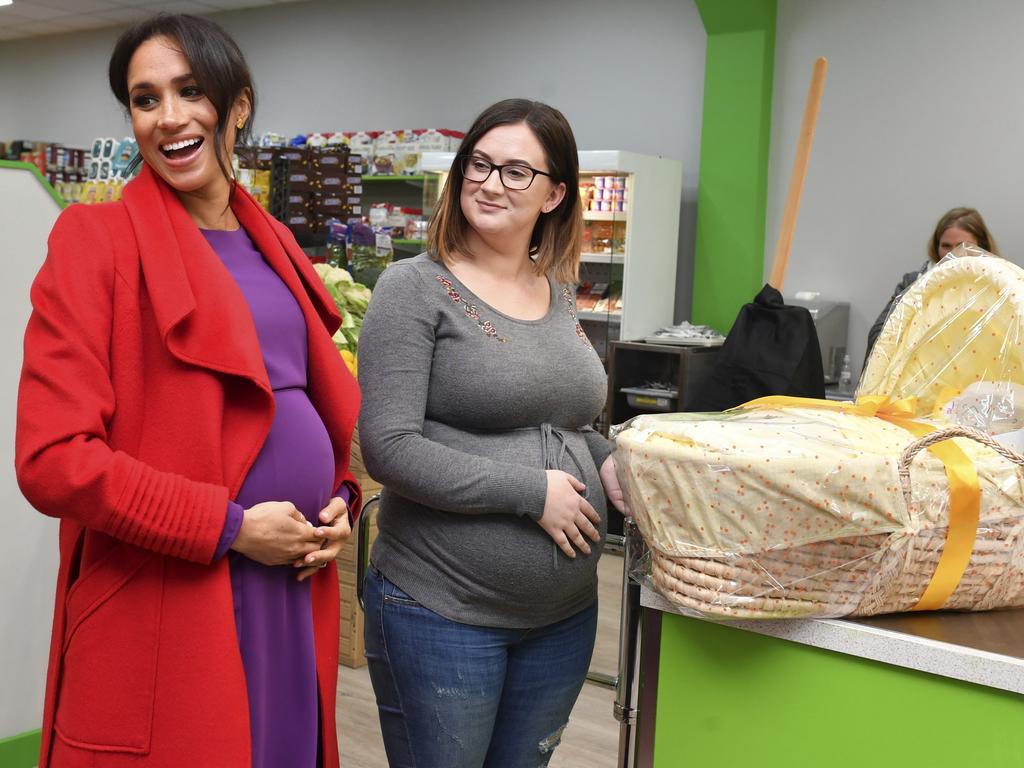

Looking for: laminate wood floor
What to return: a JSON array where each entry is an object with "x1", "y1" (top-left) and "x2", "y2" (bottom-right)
[{"x1": 336, "y1": 551, "x2": 626, "y2": 767}]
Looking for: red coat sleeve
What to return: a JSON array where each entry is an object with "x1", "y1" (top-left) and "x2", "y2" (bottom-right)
[{"x1": 15, "y1": 205, "x2": 229, "y2": 564}]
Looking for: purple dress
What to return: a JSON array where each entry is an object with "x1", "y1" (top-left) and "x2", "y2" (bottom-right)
[{"x1": 202, "y1": 227, "x2": 336, "y2": 768}]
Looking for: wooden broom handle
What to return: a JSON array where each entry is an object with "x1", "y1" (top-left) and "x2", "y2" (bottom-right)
[{"x1": 769, "y1": 57, "x2": 829, "y2": 291}]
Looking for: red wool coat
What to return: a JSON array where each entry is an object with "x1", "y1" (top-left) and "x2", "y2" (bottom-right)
[{"x1": 15, "y1": 165, "x2": 361, "y2": 768}]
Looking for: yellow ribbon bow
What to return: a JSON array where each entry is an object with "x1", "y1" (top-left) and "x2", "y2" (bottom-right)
[{"x1": 735, "y1": 395, "x2": 979, "y2": 611}]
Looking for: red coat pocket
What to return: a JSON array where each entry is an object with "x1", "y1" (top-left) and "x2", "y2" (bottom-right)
[{"x1": 54, "y1": 544, "x2": 164, "y2": 754}]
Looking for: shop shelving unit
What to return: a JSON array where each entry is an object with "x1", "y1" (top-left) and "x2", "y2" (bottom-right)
[
  {"x1": 576, "y1": 151, "x2": 682, "y2": 360},
  {"x1": 360, "y1": 173, "x2": 442, "y2": 257}
]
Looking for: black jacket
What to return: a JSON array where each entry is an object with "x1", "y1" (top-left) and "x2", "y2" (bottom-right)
[
  {"x1": 689, "y1": 284, "x2": 825, "y2": 412},
  {"x1": 863, "y1": 261, "x2": 929, "y2": 369}
]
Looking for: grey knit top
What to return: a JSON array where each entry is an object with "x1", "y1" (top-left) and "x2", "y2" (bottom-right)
[{"x1": 358, "y1": 253, "x2": 611, "y2": 628}]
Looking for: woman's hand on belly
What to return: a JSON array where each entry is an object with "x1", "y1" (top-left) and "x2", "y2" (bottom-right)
[
  {"x1": 600, "y1": 455, "x2": 630, "y2": 517},
  {"x1": 537, "y1": 470, "x2": 603, "y2": 559},
  {"x1": 293, "y1": 496, "x2": 352, "y2": 582},
  {"x1": 231, "y1": 501, "x2": 322, "y2": 566}
]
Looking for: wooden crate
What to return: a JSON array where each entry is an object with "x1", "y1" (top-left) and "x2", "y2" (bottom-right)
[{"x1": 338, "y1": 426, "x2": 381, "y2": 668}]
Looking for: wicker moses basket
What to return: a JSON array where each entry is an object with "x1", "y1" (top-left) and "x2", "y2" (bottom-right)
[{"x1": 617, "y1": 252, "x2": 1024, "y2": 619}]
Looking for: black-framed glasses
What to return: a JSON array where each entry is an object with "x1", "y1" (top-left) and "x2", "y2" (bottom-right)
[{"x1": 460, "y1": 155, "x2": 552, "y2": 190}]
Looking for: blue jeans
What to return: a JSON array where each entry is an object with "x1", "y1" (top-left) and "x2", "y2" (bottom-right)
[{"x1": 363, "y1": 565, "x2": 598, "y2": 768}]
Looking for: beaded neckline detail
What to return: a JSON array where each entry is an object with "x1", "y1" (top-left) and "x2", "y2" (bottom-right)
[
  {"x1": 562, "y1": 287, "x2": 592, "y2": 347},
  {"x1": 435, "y1": 275, "x2": 508, "y2": 342}
]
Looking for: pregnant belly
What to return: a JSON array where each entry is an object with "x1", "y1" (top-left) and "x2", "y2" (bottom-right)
[{"x1": 235, "y1": 387, "x2": 336, "y2": 523}]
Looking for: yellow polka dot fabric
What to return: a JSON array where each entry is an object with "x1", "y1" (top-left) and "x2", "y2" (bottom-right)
[
  {"x1": 616, "y1": 408, "x2": 1024, "y2": 560},
  {"x1": 859, "y1": 253, "x2": 1024, "y2": 414}
]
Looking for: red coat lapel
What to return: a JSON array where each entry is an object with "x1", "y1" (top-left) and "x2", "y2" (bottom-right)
[
  {"x1": 230, "y1": 185, "x2": 341, "y2": 335},
  {"x1": 121, "y1": 165, "x2": 271, "y2": 390},
  {"x1": 120, "y1": 165, "x2": 359, "y2": 498}
]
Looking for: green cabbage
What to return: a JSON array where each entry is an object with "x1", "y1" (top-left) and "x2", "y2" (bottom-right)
[{"x1": 315, "y1": 263, "x2": 371, "y2": 355}]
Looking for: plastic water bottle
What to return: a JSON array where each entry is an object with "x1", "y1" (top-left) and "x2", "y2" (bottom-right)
[{"x1": 838, "y1": 354, "x2": 853, "y2": 391}]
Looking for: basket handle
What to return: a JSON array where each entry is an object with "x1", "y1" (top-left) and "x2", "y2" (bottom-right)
[{"x1": 898, "y1": 426, "x2": 1024, "y2": 503}]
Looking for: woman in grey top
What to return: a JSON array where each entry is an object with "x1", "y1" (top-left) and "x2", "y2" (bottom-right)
[{"x1": 358, "y1": 99, "x2": 627, "y2": 768}]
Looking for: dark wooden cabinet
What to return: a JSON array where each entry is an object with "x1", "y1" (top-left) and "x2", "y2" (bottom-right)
[
  {"x1": 606, "y1": 341, "x2": 720, "y2": 431},
  {"x1": 603, "y1": 341, "x2": 720, "y2": 537}
]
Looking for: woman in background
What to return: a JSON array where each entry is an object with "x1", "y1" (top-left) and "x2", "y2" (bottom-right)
[
  {"x1": 358, "y1": 98, "x2": 628, "y2": 767},
  {"x1": 864, "y1": 206, "x2": 999, "y2": 364},
  {"x1": 16, "y1": 14, "x2": 359, "y2": 768}
]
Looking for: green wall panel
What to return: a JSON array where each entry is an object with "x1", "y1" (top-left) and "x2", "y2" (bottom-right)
[
  {"x1": 696, "y1": 0, "x2": 776, "y2": 34},
  {"x1": 654, "y1": 614, "x2": 1024, "y2": 767},
  {"x1": 0, "y1": 159, "x2": 66, "y2": 209},
  {"x1": 0, "y1": 729, "x2": 41, "y2": 768},
  {"x1": 692, "y1": 0, "x2": 776, "y2": 334}
]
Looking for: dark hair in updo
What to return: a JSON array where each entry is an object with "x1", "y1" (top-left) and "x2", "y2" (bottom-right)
[{"x1": 108, "y1": 13, "x2": 256, "y2": 179}]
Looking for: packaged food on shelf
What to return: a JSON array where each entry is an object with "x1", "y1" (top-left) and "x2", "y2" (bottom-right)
[
  {"x1": 236, "y1": 166, "x2": 271, "y2": 210},
  {"x1": 347, "y1": 127, "x2": 465, "y2": 175},
  {"x1": 346, "y1": 131, "x2": 378, "y2": 155},
  {"x1": 4, "y1": 135, "x2": 133, "y2": 204},
  {"x1": 586, "y1": 220, "x2": 626, "y2": 253},
  {"x1": 405, "y1": 218, "x2": 429, "y2": 241},
  {"x1": 583, "y1": 175, "x2": 629, "y2": 212},
  {"x1": 257, "y1": 132, "x2": 288, "y2": 147},
  {"x1": 576, "y1": 281, "x2": 607, "y2": 311},
  {"x1": 310, "y1": 146, "x2": 351, "y2": 172},
  {"x1": 578, "y1": 182, "x2": 595, "y2": 207},
  {"x1": 111, "y1": 138, "x2": 137, "y2": 177},
  {"x1": 324, "y1": 219, "x2": 349, "y2": 269},
  {"x1": 411, "y1": 128, "x2": 464, "y2": 152},
  {"x1": 366, "y1": 202, "x2": 425, "y2": 240},
  {"x1": 234, "y1": 143, "x2": 364, "y2": 233},
  {"x1": 370, "y1": 130, "x2": 410, "y2": 176},
  {"x1": 286, "y1": 210, "x2": 317, "y2": 240},
  {"x1": 593, "y1": 281, "x2": 621, "y2": 314},
  {"x1": 348, "y1": 219, "x2": 390, "y2": 288}
]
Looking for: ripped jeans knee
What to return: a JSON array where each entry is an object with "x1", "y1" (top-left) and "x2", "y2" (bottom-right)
[{"x1": 536, "y1": 722, "x2": 569, "y2": 765}]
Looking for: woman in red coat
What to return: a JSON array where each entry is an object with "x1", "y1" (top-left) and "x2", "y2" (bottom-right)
[{"x1": 15, "y1": 14, "x2": 360, "y2": 768}]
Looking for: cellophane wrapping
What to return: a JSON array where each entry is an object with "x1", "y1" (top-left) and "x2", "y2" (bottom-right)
[{"x1": 615, "y1": 250, "x2": 1024, "y2": 618}]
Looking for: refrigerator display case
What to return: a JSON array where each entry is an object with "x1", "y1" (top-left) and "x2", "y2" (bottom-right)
[{"x1": 575, "y1": 151, "x2": 682, "y2": 361}]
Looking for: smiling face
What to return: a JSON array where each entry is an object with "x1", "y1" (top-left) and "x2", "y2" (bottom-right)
[
  {"x1": 459, "y1": 122, "x2": 566, "y2": 248},
  {"x1": 126, "y1": 35, "x2": 248, "y2": 201}
]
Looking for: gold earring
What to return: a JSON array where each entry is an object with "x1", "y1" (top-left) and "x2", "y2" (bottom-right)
[{"x1": 236, "y1": 117, "x2": 246, "y2": 130}]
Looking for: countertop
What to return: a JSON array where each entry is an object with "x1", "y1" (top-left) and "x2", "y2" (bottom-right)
[{"x1": 641, "y1": 585, "x2": 1024, "y2": 694}]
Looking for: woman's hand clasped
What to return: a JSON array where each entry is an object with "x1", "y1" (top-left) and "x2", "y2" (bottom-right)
[
  {"x1": 538, "y1": 470, "x2": 602, "y2": 559},
  {"x1": 231, "y1": 498, "x2": 352, "y2": 581},
  {"x1": 292, "y1": 496, "x2": 352, "y2": 582},
  {"x1": 232, "y1": 501, "x2": 320, "y2": 566}
]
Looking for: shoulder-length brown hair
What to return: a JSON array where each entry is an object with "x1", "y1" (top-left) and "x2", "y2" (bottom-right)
[
  {"x1": 928, "y1": 207, "x2": 999, "y2": 262},
  {"x1": 428, "y1": 99, "x2": 584, "y2": 284}
]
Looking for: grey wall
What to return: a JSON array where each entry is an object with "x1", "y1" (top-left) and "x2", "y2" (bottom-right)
[
  {"x1": 0, "y1": 0, "x2": 707, "y2": 321},
  {"x1": 0, "y1": 167, "x2": 61, "y2": 740},
  {"x1": 768, "y1": 0, "x2": 1024, "y2": 379}
]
